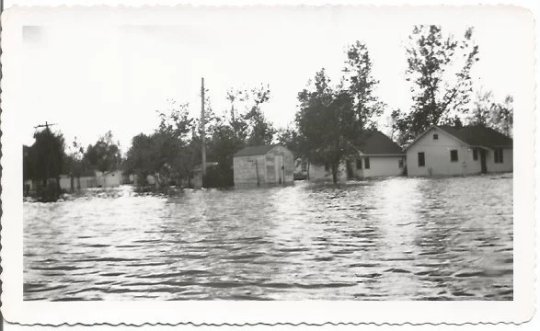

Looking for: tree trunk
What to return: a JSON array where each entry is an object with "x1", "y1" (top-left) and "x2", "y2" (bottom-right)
[{"x1": 331, "y1": 163, "x2": 338, "y2": 184}]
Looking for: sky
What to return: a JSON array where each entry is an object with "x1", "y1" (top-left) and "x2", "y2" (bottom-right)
[{"x1": 15, "y1": 5, "x2": 534, "y2": 153}]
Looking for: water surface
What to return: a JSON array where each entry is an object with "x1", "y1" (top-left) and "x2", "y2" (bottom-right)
[{"x1": 24, "y1": 174, "x2": 513, "y2": 300}]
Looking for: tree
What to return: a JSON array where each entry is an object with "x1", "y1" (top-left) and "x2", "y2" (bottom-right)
[
  {"x1": 205, "y1": 124, "x2": 244, "y2": 187},
  {"x1": 342, "y1": 41, "x2": 385, "y2": 128},
  {"x1": 124, "y1": 101, "x2": 196, "y2": 189},
  {"x1": 225, "y1": 85, "x2": 275, "y2": 146},
  {"x1": 25, "y1": 127, "x2": 66, "y2": 201},
  {"x1": 244, "y1": 85, "x2": 276, "y2": 145},
  {"x1": 84, "y1": 131, "x2": 122, "y2": 173},
  {"x1": 465, "y1": 91, "x2": 513, "y2": 137},
  {"x1": 392, "y1": 25, "x2": 479, "y2": 145},
  {"x1": 468, "y1": 90, "x2": 495, "y2": 126},
  {"x1": 124, "y1": 133, "x2": 157, "y2": 186},
  {"x1": 226, "y1": 89, "x2": 249, "y2": 144},
  {"x1": 295, "y1": 42, "x2": 383, "y2": 183},
  {"x1": 490, "y1": 95, "x2": 513, "y2": 137},
  {"x1": 30, "y1": 128, "x2": 65, "y2": 185},
  {"x1": 276, "y1": 126, "x2": 303, "y2": 159},
  {"x1": 64, "y1": 137, "x2": 92, "y2": 191},
  {"x1": 296, "y1": 69, "x2": 358, "y2": 183}
]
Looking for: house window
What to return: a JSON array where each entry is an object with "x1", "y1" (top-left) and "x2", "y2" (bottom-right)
[
  {"x1": 433, "y1": 134, "x2": 439, "y2": 140},
  {"x1": 450, "y1": 150, "x2": 458, "y2": 162},
  {"x1": 364, "y1": 157, "x2": 370, "y2": 169},
  {"x1": 418, "y1": 152, "x2": 425, "y2": 167},
  {"x1": 494, "y1": 148, "x2": 504, "y2": 163},
  {"x1": 473, "y1": 148, "x2": 478, "y2": 161},
  {"x1": 398, "y1": 159, "x2": 404, "y2": 168},
  {"x1": 356, "y1": 159, "x2": 362, "y2": 169}
]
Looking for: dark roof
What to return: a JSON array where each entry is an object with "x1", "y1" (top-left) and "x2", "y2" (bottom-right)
[
  {"x1": 439, "y1": 125, "x2": 513, "y2": 148},
  {"x1": 354, "y1": 130, "x2": 403, "y2": 155},
  {"x1": 234, "y1": 145, "x2": 277, "y2": 157}
]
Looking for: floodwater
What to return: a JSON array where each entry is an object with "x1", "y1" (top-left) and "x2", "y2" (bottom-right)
[{"x1": 24, "y1": 174, "x2": 513, "y2": 301}]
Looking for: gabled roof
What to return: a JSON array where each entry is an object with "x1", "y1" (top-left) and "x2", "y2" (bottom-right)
[
  {"x1": 438, "y1": 125, "x2": 513, "y2": 148},
  {"x1": 234, "y1": 145, "x2": 277, "y2": 157},
  {"x1": 407, "y1": 125, "x2": 513, "y2": 150},
  {"x1": 353, "y1": 130, "x2": 404, "y2": 155}
]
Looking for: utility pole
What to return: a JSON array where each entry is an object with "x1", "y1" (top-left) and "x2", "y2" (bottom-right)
[
  {"x1": 34, "y1": 121, "x2": 56, "y2": 132},
  {"x1": 33, "y1": 121, "x2": 59, "y2": 199},
  {"x1": 201, "y1": 77, "x2": 207, "y2": 176}
]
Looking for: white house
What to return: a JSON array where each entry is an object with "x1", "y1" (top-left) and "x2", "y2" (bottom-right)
[
  {"x1": 233, "y1": 145, "x2": 294, "y2": 187},
  {"x1": 308, "y1": 130, "x2": 405, "y2": 181},
  {"x1": 406, "y1": 125, "x2": 513, "y2": 177}
]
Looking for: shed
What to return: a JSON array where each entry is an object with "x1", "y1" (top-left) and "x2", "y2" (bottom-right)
[{"x1": 233, "y1": 145, "x2": 294, "y2": 187}]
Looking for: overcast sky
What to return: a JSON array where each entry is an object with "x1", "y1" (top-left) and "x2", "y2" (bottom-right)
[{"x1": 16, "y1": 5, "x2": 533, "y2": 152}]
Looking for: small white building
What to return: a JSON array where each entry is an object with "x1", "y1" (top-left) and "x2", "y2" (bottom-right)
[
  {"x1": 95, "y1": 170, "x2": 123, "y2": 188},
  {"x1": 233, "y1": 145, "x2": 294, "y2": 187},
  {"x1": 309, "y1": 130, "x2": 405, "y2": 181},
  {"x1": 406, "y1": 125, "x2": 513, "y2": 177},
  {"x1": 58, "y1": 170, "x2": 122, "y2": 191}
]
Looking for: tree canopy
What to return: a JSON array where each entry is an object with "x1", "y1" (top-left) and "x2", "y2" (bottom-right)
[
  {"x1": 392, "y1": 25, "x2": 480, "y2": 145},
  {"x1": 24, "y1": 128, "x2": 65, "y2": 184},
  {"x1": 84, "y1": 131, "x2": 122, "y2": 173},
  {"x1": 295, "y1": 41, "x2": 384, "y2": 183},
  {"x1": 467, "y1": 91, "x2": 513, "y2": 137}
]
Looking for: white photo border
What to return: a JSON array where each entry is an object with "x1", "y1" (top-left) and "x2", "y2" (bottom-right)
[{"x1": 0, "y1": 1, "x2": 536, "y2": 326}]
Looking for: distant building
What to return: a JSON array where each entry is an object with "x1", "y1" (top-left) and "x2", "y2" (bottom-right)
[
  {"x1": 233, "y1": 145, "x2": 294, "y2": 187},
  {"x1": 95, "y1": 170, "x2": 123, "y2": 188},
  {"x1": 406, "y1": 125, "x2": 513, "y2": 176},
  {"x1": 309, "y1": 130, "x2": 405, "y2": 181},
  {"x1": 58, "y1": 174, "x2": 97, "y2": 191},
  {"x1": 294, "y1": 158, "x2": 308, "y2": 180},
  {"x1": 57, "y1": 170, "x2": 122, "y2": 192}
]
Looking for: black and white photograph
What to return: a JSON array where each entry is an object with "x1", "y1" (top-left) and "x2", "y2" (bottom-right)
[{"x1": 0, "y1": 0, "x2": 537, "y2": 326}]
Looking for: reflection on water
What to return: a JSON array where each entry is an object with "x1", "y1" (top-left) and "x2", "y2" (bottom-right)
[{"x1": 23, "y1": 174, "x2": 513, "y2": 301}]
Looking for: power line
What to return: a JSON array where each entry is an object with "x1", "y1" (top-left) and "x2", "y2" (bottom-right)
[{"x1": 34, "y1": 121, "x2": 57, "y2": 131}]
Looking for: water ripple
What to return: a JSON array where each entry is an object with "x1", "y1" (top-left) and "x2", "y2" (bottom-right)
[{"x1": 24, "y1": 175, "x2": 513, "y2": 300}]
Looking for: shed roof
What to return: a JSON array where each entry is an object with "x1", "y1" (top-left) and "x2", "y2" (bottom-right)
[
  {"x1": 234, "y1": 145, "x2": 277, "y2": 157},
  {"x1": 354, "y1": 130, "x2": 404, "y2": 155},
  {"x1": 438, "y1": 125, "x2": 513, "y2": 149}
]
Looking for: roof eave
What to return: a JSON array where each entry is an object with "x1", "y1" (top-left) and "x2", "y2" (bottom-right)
[{"x1": 359, "y1": 153, "x2": 405, "y2": 157}]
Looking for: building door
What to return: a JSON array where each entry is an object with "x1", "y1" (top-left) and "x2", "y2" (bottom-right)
[
  {"x1": 480, "y1": 149, "x2": 487, "y2": 174},
  {"x1": 275, "y1": 155, "x2": 284, "y2": 184}
]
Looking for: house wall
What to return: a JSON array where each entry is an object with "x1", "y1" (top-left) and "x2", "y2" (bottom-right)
[
  {"x1": 354, "y1": 156, "x2": 405, "y2": 178},
  {"x1": 264, "y1": 146, "x2": 295, "y2": 184},
  {"x1": 233, "y1": 154, "x2": 267, "y2": 186},
  {"x1": 59, "y1": 175, "x2": 72, "y2": 191},
  {"x1": 95, "y1": 170, "x2": 122, "y2": 188},
  {"x1": 308, "y1": 162, "x2": 347, "y2": 182},
  {"x1": 407, "y1": 127, "x2": 482, "y2": 176},
  {"x1": 77, "y1": 176, "x2": 97, "y2": 189},
  {"x1": 233, "y1": 146, "x2": 295, "y2": 186},
  {"x1": 309, "y1": 156, "x2": 404, "y2": 181},
  {"x1": 485, "y1": 148, "x2": 513, "y2": 173},
  {"x1": 58, "y1": 175, "x2": 97, "y2": 191}
]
